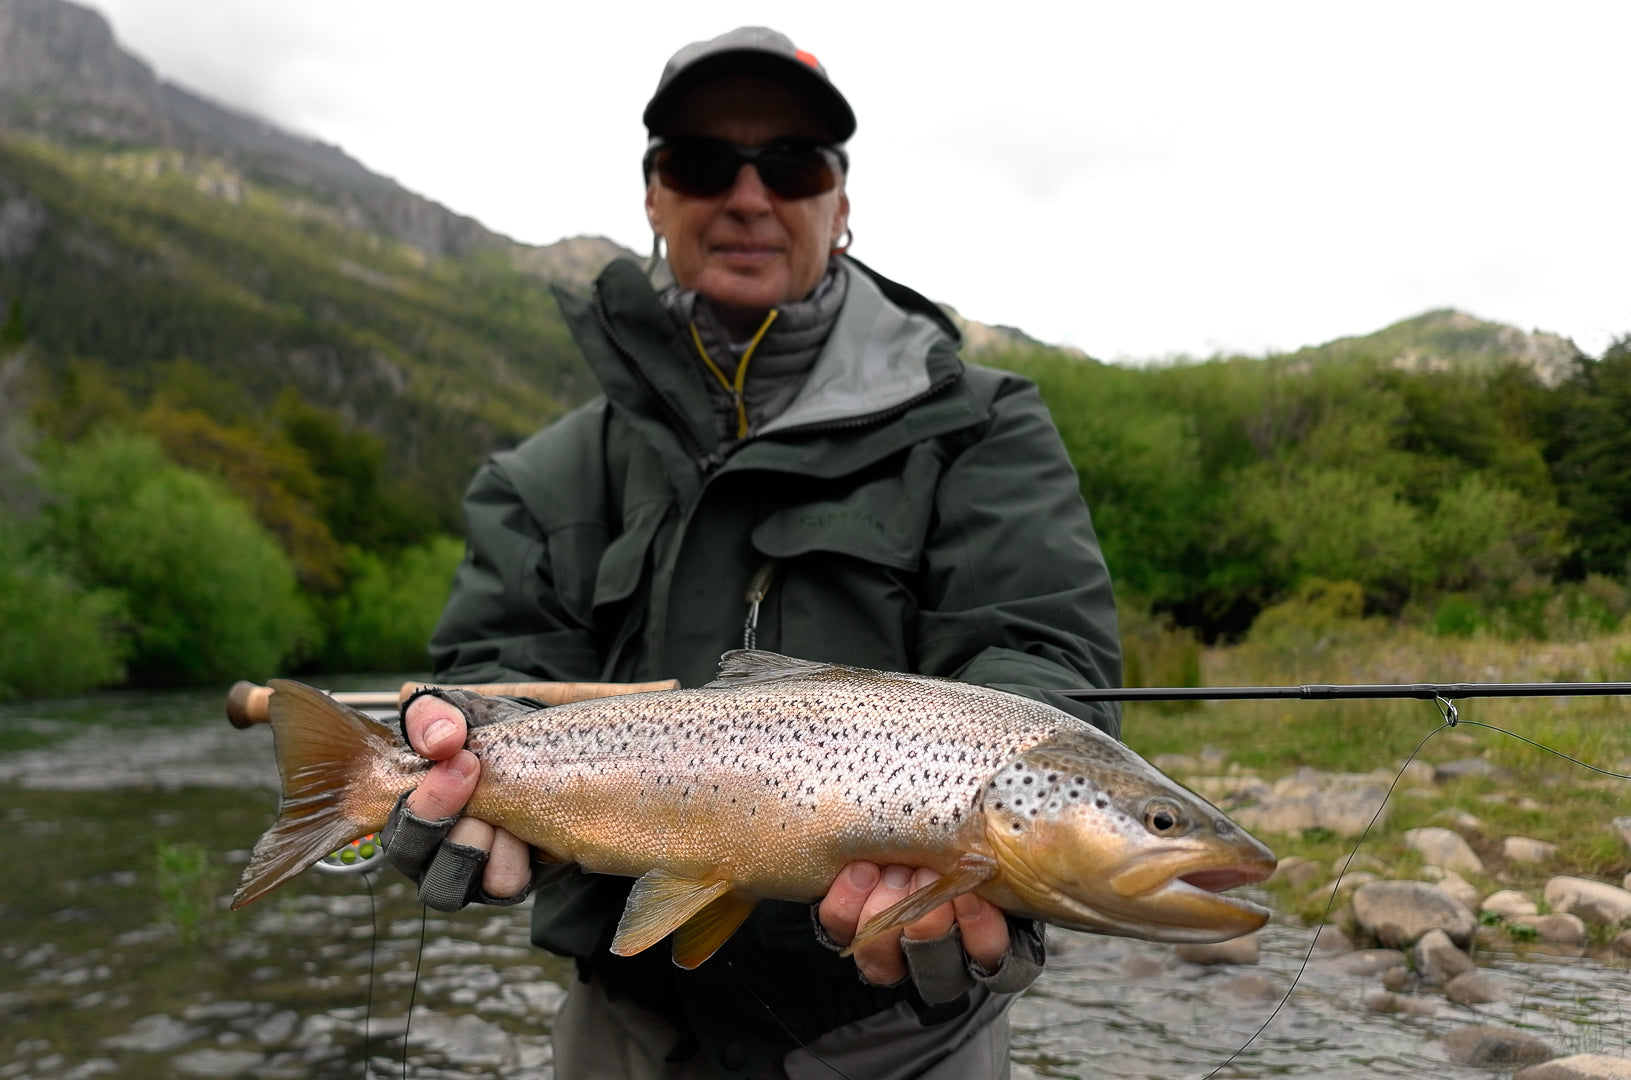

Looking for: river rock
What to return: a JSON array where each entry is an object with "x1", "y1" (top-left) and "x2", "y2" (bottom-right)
[
  {"x1": 1504, "y1": 836, "x2": 1559, "y2": 864},
  {"x1": 1313, "y1": 924, "x2": 1353, "y2": 953},
  {"x1": 1421, "y1": 867, "x2": 1481, "y2": 911},
  {"x1": 1543, "y1": 876, "x2": 1631, "y2": 927},
  {"x1": 1435, "y1": 757, "x2": 1505, "y2": 782},
  {"x1": 1442, "y1": 1025, "x2": 1553, "y2": 1065},
  {"x1": 1271, "y1": 855, "x2": 1322, "y2": 891},
  {"x1": 1307, "y1": 870, "x2": 1376, "y2": 906},
  {"x1": 1615, "y1": 929, "x2": 1631, "y2": 957},
  {"x1": 1516, "y1": 1054, "x2": 1631, "y2": 1079},
  {"x1": 1352, "y1": 880, "x2": 1477, "y2": 947},
  {"x1": 101, "y1": 1014, "x2": 208, "y2": 1052},
  {"x1": 1413, "y1": 928, "x2": 1475, "y2": 985},
  {"x1": 1381, "y1": 964, "x2": 1416, "y2": 991},
  {"x1": 1336, "y1": 948, "x2": 1407, "y2": 975},
  {"x1": 1221, "y1": 973, "x2": 1280, "y2": 1001},
  {"x1": 1365, "y1": 991, "x2": 1440, "y2": 1016},
  {"x1": 1482, "y1": 890, "x2": 1539, "y2": 918},
  {"x1": 1446, "y1": 970, "x2": 1514, "y2": 1005},
  {"x1": 1507, "y1": 913, "x2": 1588, "y2": 945},
  {"x1": 1118, "y1": 953, "x2": 1170, "y2": 978},
  {"x1": 1405, "y1": 826, "x2": 1484, "y2": 874},
  {"x1": 1437, "y1": 807, "x2": 1484, "y2": 831},
  {"x1": 1613, "y1": 817, "x2": 1631, "y2": 852},
  {"x1": 1175, "y1": 934, "x2": 1260, "y2": 966},
  {"x1": 1230, "y1": 767, "x2": 1390, "y2": 836},
  {"x1": 173, "y1": 1049, "x2": 267, "y2": 1076}
]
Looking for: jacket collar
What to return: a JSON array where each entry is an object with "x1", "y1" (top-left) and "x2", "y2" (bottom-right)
[{"x1": 562, "y1": 256, "x2": 980, "y2": 476}]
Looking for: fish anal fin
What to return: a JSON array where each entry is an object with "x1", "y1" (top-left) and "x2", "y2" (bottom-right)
[
  {"x1": 671, "y1": 892, "x2": 759, "y2": 969},
  {"x1": 610, "y1": 869, "x2": 733, "y2": 958},
  {"x1": 842, "y1": 853, "x2": 1000, "y2": 958}
]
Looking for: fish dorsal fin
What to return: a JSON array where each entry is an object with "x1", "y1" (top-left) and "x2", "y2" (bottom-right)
[
  {"x1": 671, "y1": 892, "x2": 759, "y2": 969},
  {"x1": 610, "y1": 869, "x2": 733, "y2": 958},
  {"x1": 842, "y1": 853, "x2": 1001, "y2": 957},
  {"x1": 704, "y1": 649, "x2": 838, "y2": 689}
]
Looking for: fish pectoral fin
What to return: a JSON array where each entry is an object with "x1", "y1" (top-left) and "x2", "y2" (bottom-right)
[
  {"x1": 610, "y1": 869, "x2": 733, "y2": 958},
  {"x1": 671, "y1": 892, "x2": 759, "y2": 970},
  {"x1": 842, "y1": 853, "x2": 1001, "y2": 957}
]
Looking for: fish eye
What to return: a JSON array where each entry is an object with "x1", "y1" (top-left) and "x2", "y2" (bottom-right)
[{"x1": 1143, "y1": 799, "x2": 1188, "y2": 836}]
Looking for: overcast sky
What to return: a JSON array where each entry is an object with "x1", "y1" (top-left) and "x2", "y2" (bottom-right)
[{"x1": 83, "y1": 0, "x2": 1630, "y2": 362}]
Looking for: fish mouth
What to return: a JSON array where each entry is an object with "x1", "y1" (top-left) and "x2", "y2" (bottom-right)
[
  {"x1": 1087, "y1": 847, "x2": 1277, "y2": 942},
  {"x1": 1178, "y1": 861, "x2": 1276, "y2": 894}
]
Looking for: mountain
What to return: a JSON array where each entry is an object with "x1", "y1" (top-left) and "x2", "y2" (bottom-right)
[
  {"x1": 0, "y1": 0, "x2": 625, "y2": 270},
  {"x1": 1287, "y1": 308, "x2": 1582, "y2": 386}
]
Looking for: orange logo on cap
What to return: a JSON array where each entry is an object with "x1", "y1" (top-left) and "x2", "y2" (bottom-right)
[{"x1": 794, "y1": 49, "x2": 820, "y2": 69}]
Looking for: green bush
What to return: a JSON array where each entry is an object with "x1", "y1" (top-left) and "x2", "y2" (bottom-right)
[
  {"x1": 323, "y1": 535, "x2": 464, "y2": 672},
  {"x1": 0, "y1": 527, "x2": 127, "y2": 700},
  {"x1": 39, "y1": 431, "x2": 313, "y2": 684}
]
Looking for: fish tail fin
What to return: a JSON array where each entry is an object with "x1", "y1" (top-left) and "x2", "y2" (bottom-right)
[{"x1": 231, "y1": 679, "x2": 420, "y2": 910}]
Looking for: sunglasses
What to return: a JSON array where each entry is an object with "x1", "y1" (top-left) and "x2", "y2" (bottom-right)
[{"x1": 643, "y1": 137, "x2": 848, "y2": 200}]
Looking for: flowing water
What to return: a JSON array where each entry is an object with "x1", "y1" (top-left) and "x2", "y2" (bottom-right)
[{"x1": 2, "y1": 687, "x2": 1628, "y2": 1079}]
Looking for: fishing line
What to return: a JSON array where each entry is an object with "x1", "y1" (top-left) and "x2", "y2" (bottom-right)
[
  {"x1": 360, "y1": 871, "x2": 379, "y2": 1070},
  {"x1": 727, "y1": 959, "x2": 859, "y2": 1080},
  {"x1": 1201, "y1": 695, "x2": 1631, "y2": 1079},
  {"x1": 398, "y1": 906, "x2": 429, "y2": 1080}
]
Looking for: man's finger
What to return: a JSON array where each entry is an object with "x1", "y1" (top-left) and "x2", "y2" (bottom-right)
[
  {"x1": 403, "y1": 750, "x2": 480, "y2": 821},
  {"x1": 817, "y1": 861, "x2": 881, "y2": 947},
  {"x1": 849, "y1": 863, "x2": 914, "y2": 986},
  {"x1": 404, "y1": 696, "x2": 468, "y2": 760},
  {"x1": 484, "y1": 827, "x2": 533, "y2": 899},
  {"x1": 953, "y1": 892, "x2": 1012, "y2": 970},
  {"x1": 901, "y1": 868, "x2": 956, "y2": 942}
]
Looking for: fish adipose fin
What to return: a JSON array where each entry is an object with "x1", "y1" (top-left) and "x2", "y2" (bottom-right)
[
  {"x1": 843, "y1": 853, "x2": 1000, "y2": 957},
  {"x1": 231, "y1": 680, "x2": 421, "y2": 910},
  {"x1": 611, "y1": 868, "x2": 737, "y2": 959},
  {"x1": 705, "y1": 650, "x2": 834, "y2": 688}
]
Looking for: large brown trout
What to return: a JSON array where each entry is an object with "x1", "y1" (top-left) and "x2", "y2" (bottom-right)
[{"x1": 233, "y1": 650, "x2": 1275, "y2": 967}]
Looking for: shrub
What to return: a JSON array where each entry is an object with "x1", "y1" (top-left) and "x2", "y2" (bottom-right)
[
  {"x1": 322, "y1": 535, "x2": 464, "y2": 672},
  {"x1": 0, "y1": 527, "x2": 127, "y2": 700},
  {"x1": 39, "y1": 431, "x2": 313, "y2": 684}
]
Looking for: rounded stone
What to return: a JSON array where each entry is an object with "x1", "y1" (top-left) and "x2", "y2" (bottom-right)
[
  {"x1": 1405, "y1": 826, "x2": 1484, "y2": 875},
  {"x1": 1441, "y1": 1024, "x2": 1553, "y2": 1066},
  {"x1": 1507, "y1": 913, "x2": 1588, "y2": 945},
  {"x1": 1445, "y1": 970, "x2": 1512, "y2": 1005},
  {"x1": 1503, "y1": 836, "x2": 1559, "y2": 864},
  {"x1": 1413, "y1": 928, "x2": 1475, "y2": 985},
  {"x1": 1482, "y1": 890, "x2": 1539, "y2": 919},
  {"x1": 1352, "y1": 880, "x2": 1477, "y2": 948},
  {"x1": 1175, "y1": 934, "x2": 1260, "y2": 966},
  {"x1": 1515, "y1": 1053, "x2": 1631, "y2": 1079},
  {"x1": 1543, "y1": 876, "x2": 1631, "y2": 927}
]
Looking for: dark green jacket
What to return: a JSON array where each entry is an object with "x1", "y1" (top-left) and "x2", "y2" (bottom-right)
[{"x1": 429, "y1": 256, "x2": 1122, "y2": 1077}]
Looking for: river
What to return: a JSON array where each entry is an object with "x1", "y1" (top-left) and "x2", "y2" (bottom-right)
[{"x1": 1, "y1": 685, "x2": 1627, "y2": 1078}]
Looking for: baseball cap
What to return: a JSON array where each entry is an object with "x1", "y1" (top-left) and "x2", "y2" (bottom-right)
[{"x1": 643, "y1": 27, "x2": 856, "y2": 141}]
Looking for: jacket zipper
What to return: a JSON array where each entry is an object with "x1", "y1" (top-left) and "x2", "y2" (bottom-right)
[{"x1": 593, "y1": 288, "x2": 966, "y2": 473}]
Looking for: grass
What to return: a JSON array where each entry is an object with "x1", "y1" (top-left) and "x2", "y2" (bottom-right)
[{"x1": 1120, "y1": 619, "x2": 1631, "y2": 934}]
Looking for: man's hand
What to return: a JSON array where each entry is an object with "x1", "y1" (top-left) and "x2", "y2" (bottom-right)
[
  {"x1": 817, "y1": 861, "x2": 1011, "y2": 986},
  {"x1": 396, "y1": 693, "x2": 532, "y2": 901}
]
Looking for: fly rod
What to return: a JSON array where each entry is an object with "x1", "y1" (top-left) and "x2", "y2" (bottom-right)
[{"x1": 1058, "y1": 681, "x2": 1631, "y2": 702}]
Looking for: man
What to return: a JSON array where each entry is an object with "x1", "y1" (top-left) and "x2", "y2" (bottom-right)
[{"x1": 384, "y1": 27, "x2": 1121, "y2": 1080}]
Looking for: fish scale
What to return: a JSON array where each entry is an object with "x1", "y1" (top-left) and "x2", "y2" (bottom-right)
[{"x1": 233, "y1": 650, "x2": 1277, "y2": 969}]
